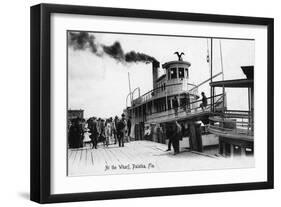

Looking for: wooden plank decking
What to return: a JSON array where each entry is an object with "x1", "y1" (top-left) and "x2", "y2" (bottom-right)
[{"x1": 68, "y1": 140, "x2": 254, "y2": 176}]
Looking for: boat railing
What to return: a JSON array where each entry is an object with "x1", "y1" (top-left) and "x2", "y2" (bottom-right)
[
  {"x1": 145, "y1": 93, "x2": 225, "y2": 121},
  {"x1": 208, "y1": 110, "x2": 254, "y2": 136},
  {"x1": 133, "y1": 82, "x2": 198, "y2": 105}
]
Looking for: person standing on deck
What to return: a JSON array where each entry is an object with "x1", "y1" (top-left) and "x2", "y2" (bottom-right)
[
  {"x1": 97, "y1": 118, "x2": 103, "y2": 144},
  {"x1": 127, "y1": 116, "x2": 132, "y2": 142},
  {"x1": 170, "y1": 121, "x2": 182, "y2": 155},
  {"x1": 77, "y1": 118, "x2": 84, "y2": 148},
  {"x1": 96, "y1": 118, "x2": 101, "y2": 135},
  {"x1": 68, "y1": 117, "x2": 83, "y2": 149},
  {"x1": 68, "y1": 119, "x2": 77, "y2": 148},
  {"x1": 200, "y1": 92, "x2": 207, "y2": 111},
  {"x1": 165, "y1": 123, "x2": 172, "y2": 151},
  {"x1": 172, "y1": 96, "x2": 179, "y2": 116},
  {"x1": 81, "y1": 118, "x2": 87, "y2": 147},
  {"x1": 110, "y1": 117, "x2": 115, "y2": 144},
  {"x1": 104, "y1": 121, "x2": 112, "y2": 147},
  {"x1": 113, "y1": 116, "x2": 119, "y2": 144},
  {"x1": 156, "y1": 123, "x2": 163, "y2": 143},
  {"x1": 88, "y1": 117, "x2": 98, "y2": 149},
  {"x1": 117, "y1": 113, "x2": 126, "y2": 147},
  {"x1": 99, "y1": 119, "x2": 106, "y2": 146}
]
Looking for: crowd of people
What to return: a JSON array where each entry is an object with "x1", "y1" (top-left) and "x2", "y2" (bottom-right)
[
  {"x1": 68, "y1": 112, "x2": 186, "y2": 156},
  {"x1": 68, "y1": 113, "x2": 132, "y2": 149}
]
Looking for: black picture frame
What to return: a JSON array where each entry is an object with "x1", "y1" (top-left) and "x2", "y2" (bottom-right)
[{"x1": 30, "y1": 3, "x2": 274, "y2": 204}]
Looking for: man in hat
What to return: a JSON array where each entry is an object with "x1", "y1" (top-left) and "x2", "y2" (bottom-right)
[
  {"x1": 170, "y1": 121, "x2": 182, "y2": 155},
  {"x1": 117, "y1": 113, "x2": 126, "y2": 147},
  {"x1": 113, "y1": 116, "x2": 119, "y2": 144}
]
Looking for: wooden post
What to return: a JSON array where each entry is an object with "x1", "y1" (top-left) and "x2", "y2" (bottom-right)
[
  {"x1": 189, "y1": 122, "x2": 203, "y2": 152},
  {"x1": 189, "y1": 123, "x2": 196, "y2": 150},
  {"x1": 195, "y1": 123, "x2": 203, "y2": 152},
  {"x1": 241, "y1": 147, "x2": 246, "y2": 157},
  {"x1": 230, "y1": 144, "x2": 234, "y2": 158},
  {"x1": 219, "y1": 138, "x2": 224, "y2": 155}
]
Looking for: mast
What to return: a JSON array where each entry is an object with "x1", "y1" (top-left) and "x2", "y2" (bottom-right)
[
  {"x1": 207, "y1": 38, "x2": 211, "y2": 76},
  {"x1": 219, "y1": 40, "x2": 225, "y2": 81},
  {"x1": 210, "y1": 38, "x2": 214, "y2": 112},
  {"x1": 219, "y1": 40, "x2": 225, "y2": 114},
  {"x1": 128, "y1": 72, "x2": 132, "y2": 106}
]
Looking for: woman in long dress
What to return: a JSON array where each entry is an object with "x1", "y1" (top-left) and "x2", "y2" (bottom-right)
[
  {"x1": 68, "y1": 118, "x2": 83, "y2": 148},
  {"x1": 104, "y1": 122, "x2": 112, "y2": 147}
]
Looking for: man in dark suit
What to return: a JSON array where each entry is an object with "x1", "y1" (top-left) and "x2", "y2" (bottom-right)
[
  {"x1": 117, "y1": 114, "x2": 126, "y2": 147},
  {"x1": 165, "y1": 121, "x2": 181, "y2": 154},
  {"x1": 200, "y1": 92, "x2": 207, "y2": 111},
  {"x1": 127, "y1": 116, "x2": 132, "y2": 142},
  {"x1": 170, "y1": 121, "x2": 182, "y2": 155},
  {"x1": 88, "y1": 117, "x2": 98, "y2": 149}
]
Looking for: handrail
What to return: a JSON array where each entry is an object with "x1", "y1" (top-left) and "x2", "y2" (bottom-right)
[
  {"x1": 147, "y1": 93, "x2": 224, "y2": 117},
  {"x1": 132, "y1": 87, "x2": 140, "y2": 99},
  {"x1": 188, "y1": 93, "x2": 223, "y2": 106},
  {"x1": 209, "y1": 116, "x2": 253, "y2": 126},
  {"x1": 225, "y1": 110, "x2": 250, "y2": 113},
  {"x1": 126, "y1": 92, "x2": 132, "y2": 108},
  {"x1": 208, "y1": 107, "x2": 254, "y2": 136},
  {"x1": 136, "y1": 82, "x2": 198, "y2": 101},
  {"x1": 212, "y1": 110, "x2": 252, "y2": 118}
]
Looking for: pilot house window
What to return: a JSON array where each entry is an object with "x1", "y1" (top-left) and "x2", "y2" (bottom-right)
[
  {"x1": 178, "y1": 68, "x2": 184, "y2": 78},
  {"x1": 170, "y1": 68, "x2": 177, "y2": 79},
  {"x1": 185, "y1": 68, "x2": 189, "y2": 77}
]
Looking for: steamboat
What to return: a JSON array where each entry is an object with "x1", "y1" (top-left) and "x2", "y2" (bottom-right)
[{"x1": 125, "y1": 45, "x2": 254, "y2": 157}]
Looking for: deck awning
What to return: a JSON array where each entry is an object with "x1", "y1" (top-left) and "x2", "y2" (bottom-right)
[{"x1": 210, "y1": 79, "x2": 253, "y2": 88}]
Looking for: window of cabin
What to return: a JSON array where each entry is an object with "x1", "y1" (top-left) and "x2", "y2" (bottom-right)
[
  {"x1": 168, "y1": 99, "x2": 172, "y2": 110},
  {"x1": 167, "y1": 69, "x2": 171, "y2": 80},
  {"x1": 180, "y1": 98, "x2": 186, "y2": 107},
  {"x1": 245, "y1": 147, "x2": 254, "y2": 156},
  {"x1": 178, "y1": 67, "x2": 184, "y2": 79},
  {"x1": 185, "y1": 68, "x2": 189, "y2": 78},
  {"x1": 233, "y1": 145, "x2": 242, "y2": 156},
  {"x1": 170, "y1": 68, "x2": 177, "y2": 79}
]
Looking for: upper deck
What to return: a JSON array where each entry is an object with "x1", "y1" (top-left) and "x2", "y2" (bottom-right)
[
  {"x1": 126, "y1": 56, "x2": 227, "y2": 125},
  {"x1": 131, "y1": 82, "x2": 198, "y2": 108},
  {"x1": 128, "y1": 57, "x2": 199, "y2": 110}
]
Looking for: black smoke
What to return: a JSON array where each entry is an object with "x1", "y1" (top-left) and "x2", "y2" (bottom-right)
[
  {"x1": 125, "y1": 51, "x2": 157, "y2": 63},
  {"x1": 68, "y1": 32, "x2": 159, "y2": 64},
  {"x1": 102, "y1": 42, "x2": 125, "y2": 62},
  {"x1": 68, "y1": 32, "x2": 97, "y2": 53}
]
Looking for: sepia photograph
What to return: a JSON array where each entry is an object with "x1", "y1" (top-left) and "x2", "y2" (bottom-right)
[{"x1": 67, "y1": 31, "x2": 255, "y2": 177}]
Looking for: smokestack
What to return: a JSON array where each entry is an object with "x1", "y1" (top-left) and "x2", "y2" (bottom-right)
[{"x1": 152, "y1": 60, "x2": 160, "y2": 90}]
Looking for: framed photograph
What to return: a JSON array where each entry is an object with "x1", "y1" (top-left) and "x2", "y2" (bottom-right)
[{"x1": 30, "y1": 3, "x2": 274, "y2": 203}]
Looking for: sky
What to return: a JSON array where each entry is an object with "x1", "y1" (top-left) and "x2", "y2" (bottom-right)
[{"x1": 68, "y1": 31, "x2": 254, "y2": 119}]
